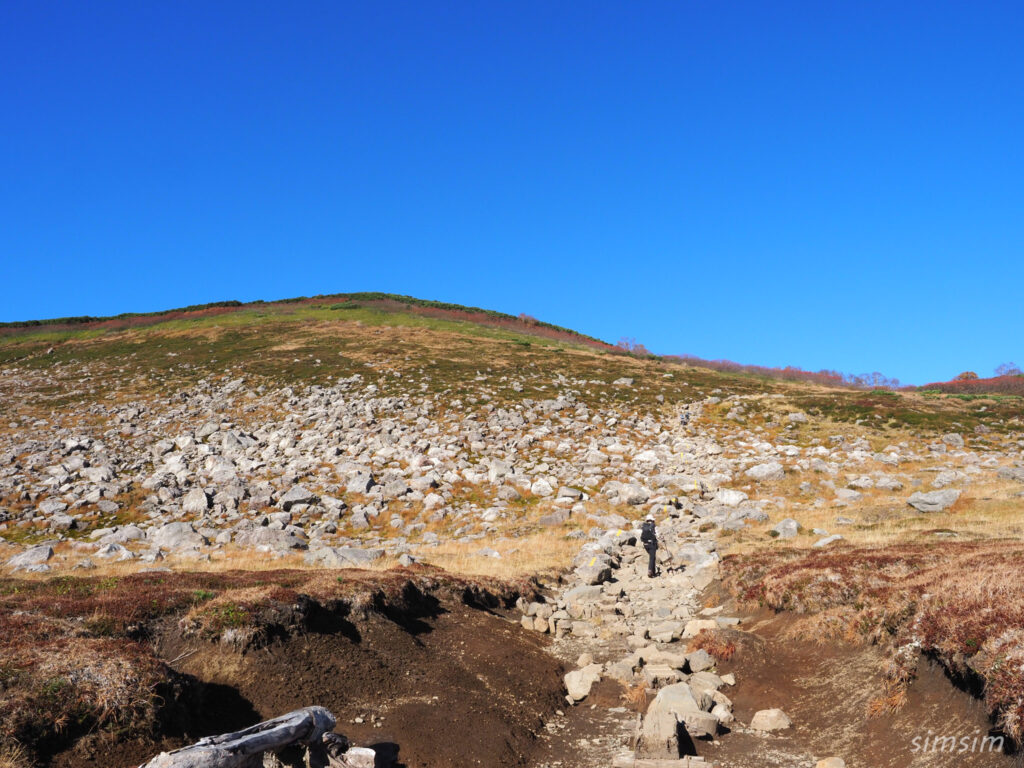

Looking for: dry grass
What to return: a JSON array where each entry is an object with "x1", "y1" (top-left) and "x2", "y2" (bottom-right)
[
  {"x1": 720, "y1": 468, "x2": 1024, "y2": 555},
  {"x1": 620, "y1": 682, "x2": 648, "y2": 712},
  {"x1": 687, "y1": 629, "x2": 738, "y2": 662},
  {"x1": 413, "y1": 530, "x2": 581, "y2": 578},
  {"x1": 722, "y1": 539, "x2": 1024, "y2": 742},
  {"x1": 0, "y1": 742, "x2": 30, "y2": 768}
]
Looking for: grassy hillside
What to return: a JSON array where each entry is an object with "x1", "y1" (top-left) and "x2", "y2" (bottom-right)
[{"x1": 2, "y1": 293, "x2": 1021, "y2": 432}]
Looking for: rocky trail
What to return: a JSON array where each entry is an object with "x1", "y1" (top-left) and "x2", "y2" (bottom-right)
[{"x1": 514, "y1": 423, "x2": 1017, "y2": 768}]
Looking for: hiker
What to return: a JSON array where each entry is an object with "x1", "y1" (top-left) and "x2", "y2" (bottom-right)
[{"x1": 640, "y1": 514, "x2": 658, "y2": 578}]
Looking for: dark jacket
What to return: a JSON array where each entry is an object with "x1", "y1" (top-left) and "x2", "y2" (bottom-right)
[{"x1": 640, "y1": 520, "x2": 657, "y2": 550}]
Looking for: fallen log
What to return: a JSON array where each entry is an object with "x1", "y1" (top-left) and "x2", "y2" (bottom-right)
[{"x1": 140, "y1": 706, "x2": 341, "y2": 768}]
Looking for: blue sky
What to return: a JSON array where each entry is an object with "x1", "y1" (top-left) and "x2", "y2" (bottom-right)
[{"x1": 2, "y1": 2, "x2": 1022, "y2": 384}]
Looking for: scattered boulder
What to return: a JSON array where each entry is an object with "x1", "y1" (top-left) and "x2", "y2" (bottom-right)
[
  {"x1": 772, "y1": 518, "x2": 800, "y2": 539},
  {"x1": 746, "y1": 462, "x2": 784, "y2": 482},
  {"x1": 181, "y1": 488, "x2": 211, "y2": 515},
  {"x1": 907, "y1": 489, "x2": 961, "y2": 513},
  {"x1": 564, "y1": 663, "x2": 603, "y2": 703},
  {"x1": 750, "y1": 708, "x2": 792, "y2": 732},
  {"x1": 6, "y1": 545, "x2": 54, "y2": 571},
  {"x1": 813, "y1": 534, "x2": 844, "y2": 548},
  {"x1": 149, "y1": 522, "x2": 207, "y2": 550},
  {"x1": 279, "y1": 485, "x2": 317, "y2": 511}
]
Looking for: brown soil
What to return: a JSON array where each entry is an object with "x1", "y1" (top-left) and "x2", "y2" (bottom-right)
[
  {"x1": 51, "y1": 595, "x2": 566, "y2": 768},
  {"x1": 704, "y1": 612, "x2": 1016, "y2": 768}
]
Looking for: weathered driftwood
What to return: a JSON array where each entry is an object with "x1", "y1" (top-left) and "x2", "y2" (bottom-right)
[{"x1": 140, "y1": 706, "x2": 338, "y2": 768}]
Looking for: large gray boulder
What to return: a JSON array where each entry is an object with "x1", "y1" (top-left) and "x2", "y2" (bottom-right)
[
  {"x1": 6, "y1": 545, "x2": 54, "y2": 571},
  {"x1": 997, "y1": 467, "x2": 1024, "y2": 483},
  {"x1": 279, "y1": 485, "x2": 317, "y2": 510},
  {"x1": 772, "y1": 518, "x2": 800, "y2": 539},
  {"x1": 98, "y1": 525, "x2": 147, "y2": 546},
  {"x1": 234, "y1": 527, "x2": 307, "y2": 551},
  {"x1": 750, "y1": 708, "x2": 792, "y2": 731},
  {"x1": 50, "y1": 512, "x2": 77, "y2": 531},
  {"x1": 575, "y1": 563, "x2": 612, "y2": 586},
  {"x1": 564, "y1": 664, "x2": 602, "y2": 703},
  {"x1": 620, "y1": 483, "x2": 651, "y2": 506},
  {"x1": 746, "y1": 462, "x2": 784, "y2": 482},
  {"x1": 181, "y1": 488, "x2": 210, "y2": 515},
  {"x1": 38, "y1": 498, "x2": 68, "y2": 515},
  {"x1": 345, "y1": 473, "x2": 375, "y2": 494},
  {"x1": 149, "y1": 522, "x2": 207, "y2": 550},
  {"x1": 635, "y1": 707, "x2": 682, "y2": 760},
  {"x1": 305, "y1": 546, "x2": 384, "y2": 568},
  {"x1": 907, "y1": 489, "x2": 961, "y2": 512}
]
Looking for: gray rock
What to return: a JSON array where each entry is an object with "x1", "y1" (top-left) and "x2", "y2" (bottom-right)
[
  {"x1": 908, "y1": 489, "x2": 961, "y2": 512},
  {"x1": 813, "y1": 534, "x2": 844, "y2": 548},
  {"x1": 345, "y1": 473, "x2": 375, "y2": 494},
  {"x1": 942, "y1": 433, "x2": 965, "y2": 448},
  {"x1": 538, "y1": 509, "x2": 570, "y2": 526},
  {"x1": 564, "y1": 664, "x2": 603, "y2": 702},
  {"x1": 686, "y1": 649, "x2": 715, "y2": 673},
  {"x1": 997, "y1": 467, "x2": 1024, "y2": 483},
  {"x1": 635, "y1": 707, "x2": 682, "y2": 759},
  {"x1": 7, "y1": 545, "x2": 54, "y2": 571},
  {"x1": 531, "y1": 478, "x2": 555, "y2": 497},
  {"x1": 95, "y1": 542, "x2": 134, "y2": 560},
  {"x1": 750, "y1": 708, "x2": 792, "y2": 731},
  {"x1": 38, "y1": 498, "x2": 68, "y2": 515},
  {"x1": 99, "y1": 525, "x2": 146, "y2": 545},
  {"x1": 181, "y1": 487, "x2": 210, "y2": 515},
  {"x1": 149, "y1": 522, "x2": 207, "y2": 550},
  {"x1": 715, "y1": 489, "x2": 748, "y2": 507},
  {"x1": 746, "y1": 462, "x2": 784, "y2": 482},
  {"x1": 235, "y1": 527, "x2": 307, "y2": 550},
  {"x1": 620, "y1": 483, "x2": 651, "y2": 506},
  {"x1": 772, "y1": 518, "x2": 800, "y2": 539},
  {"x1": 305, "y1": 546, "x2": 384, "y2": 568},
  {"x1": 279, "y1": 484, "x2": 317, "y2": 510},
  {"x1": 575, "y1": 563, "x2": 612, "y2": 585},
  {"x1": 97, "y1": 499, "x2": 121, "y2": 514}
]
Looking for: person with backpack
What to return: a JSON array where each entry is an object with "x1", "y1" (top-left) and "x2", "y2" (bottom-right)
[{"x1": 640, "y1": 514, "x2": 658, "y2": 578}]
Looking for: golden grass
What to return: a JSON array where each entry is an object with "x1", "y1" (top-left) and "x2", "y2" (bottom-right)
[
  {"x1": 0, "y1": 742, "x2": 30, "y2": 768},
  {"x1": 413, "y1": 531, "x2": 580, "y2": 578},
  {"x1": 720, "y1": 468, "x2": 1024, "y2": 555}
]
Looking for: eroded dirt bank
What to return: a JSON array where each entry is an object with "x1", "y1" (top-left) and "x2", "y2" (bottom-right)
[
  {"x1": 9, "y1": 568, "x2": 565, "y2": 768},
  {"x1": 702, "y1": 613, "x2": 1015, "y2": 768}
]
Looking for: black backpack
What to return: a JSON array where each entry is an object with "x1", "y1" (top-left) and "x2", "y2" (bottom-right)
[{"x1": 640, "y1": 520, "x2": 656, "y2": 545}]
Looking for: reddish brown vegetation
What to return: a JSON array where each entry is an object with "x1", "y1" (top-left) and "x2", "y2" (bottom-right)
[
  {"x1": 721, "y1": 541, "x2": 1024, "y2": 742},
  {"x1": 687, "y1": 628, "x2": 738, "y2": 662},
  {"x1": 921, "y1": 373, "x2": 1024, "y2": 396},
  {"x1": 665, "y1": 356, "x2": 901, "y2": 389}
]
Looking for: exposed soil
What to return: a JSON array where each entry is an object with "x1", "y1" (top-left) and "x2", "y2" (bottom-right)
[
  {"x1": 702, "y1": 612, "x2": 1016, "y2": 768},
  {"x1": 51, "y1": 588, "x2": 566, "y2": 768}
]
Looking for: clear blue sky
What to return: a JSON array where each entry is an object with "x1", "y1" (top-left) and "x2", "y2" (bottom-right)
[{"x1": 2, "y1": 2, "x2": 1022, "y2": 384}]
